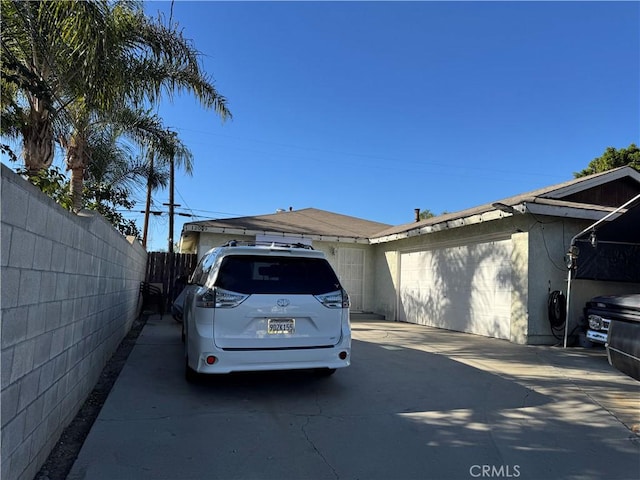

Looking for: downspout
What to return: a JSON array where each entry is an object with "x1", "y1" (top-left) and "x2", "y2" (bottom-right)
[{"x1": 563, "y1": 192, "x2": 640, "y2": 348}]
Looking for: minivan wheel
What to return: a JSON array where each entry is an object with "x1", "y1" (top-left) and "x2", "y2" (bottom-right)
[{"x1": 314, "y1": 368, "x2": 336, "y2": 377}]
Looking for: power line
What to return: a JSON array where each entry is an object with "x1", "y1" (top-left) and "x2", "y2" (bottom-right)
[
  {"x1": 175, "y1": 186, "x2": 197, "y2": 219},
  {"x1": 171, "y1": 128, "x2": 568, "y2": 181}
]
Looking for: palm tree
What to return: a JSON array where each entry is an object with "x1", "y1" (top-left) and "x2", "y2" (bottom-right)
[
  {"x1": 2, "y1": 0, "x2": 230, "y2": 208},
  {"x1": 1, "y1": 0, "x2": 113, "y2": 173},
  {"x1": 59, "y1": 2, "x2": 230, "y2": 211},
  {"x1": 66, "y1": 108, "x2": 180, "y2": 209},
  {"x1": 82, "y1": 127, "x2": 171, "y2": 238},
  {"x1": 60, "y1": 103, "x2": 193, "y2": 212}
]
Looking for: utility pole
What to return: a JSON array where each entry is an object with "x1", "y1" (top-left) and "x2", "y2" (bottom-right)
[
  {"x1": 163, "y1": 198, "x2": 181, "y2": 253},
  {"x1": 169, "y1": 155, "x2": 174, "y2": 253},
  {"x1": 163, "y1": 154, "x2": 181, "y2": 253},
  {"x1": 142, "y1": 156, "x2": 154, "y2": 250}
]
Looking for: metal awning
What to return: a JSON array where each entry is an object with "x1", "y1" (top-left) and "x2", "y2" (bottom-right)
[{"x1": 564, "y1": 193, "x2": 640, "y2": 347}]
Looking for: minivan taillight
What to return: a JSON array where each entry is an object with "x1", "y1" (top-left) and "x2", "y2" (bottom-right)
[
  {"x1": 194, "y1": 287, "x2": 248, "y2": 309},
  {"x1": 315, "y1": 289, "x2": 350, "y2": 309},
  {"x1": 194, "y1": 287, "x2": 216, "y2": 308}
]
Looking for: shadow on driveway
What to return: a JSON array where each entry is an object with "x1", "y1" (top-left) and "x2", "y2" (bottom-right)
[{"x1": 64, "y1": 316, "x2": 639, "y2": 480}]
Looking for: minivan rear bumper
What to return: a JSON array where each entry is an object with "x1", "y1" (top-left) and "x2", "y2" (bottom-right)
[{"x1": 189, "y1": 334, "x2": 351, "y2": 374}]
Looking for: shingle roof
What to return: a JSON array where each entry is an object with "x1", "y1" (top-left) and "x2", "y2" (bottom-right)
[
  {"x1": 183, "y1": 208, "x2": 392, "y2": 240},
  {"x1": 372, "y1": 166, "x2": 640, "y2": 239},
  {"x1": 182, "y1": 167, "x2": 640, "y2": 243}
]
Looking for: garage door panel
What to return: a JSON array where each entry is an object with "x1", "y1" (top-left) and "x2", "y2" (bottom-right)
[
  {"x1": 399, "y1": 240, "x2": 512, "y2": 339},
  {"x1": 399, "y1": 286, "x2": 449, "y2": 328}
]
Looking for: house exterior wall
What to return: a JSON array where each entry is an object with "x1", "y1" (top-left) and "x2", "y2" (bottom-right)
[
  {"x1": 192, "y1": 232, "x2": 240, "y2": 260},
  {"x1": 372, "y1": 216, "x2": 573, "y2": 344},
  {"x1": 510, "y1": 230, "x2": 530, "y2": 344},
  {"x1": 372, "y1": 247, "x2": 398, "y2": 318},
  {"x1": 373, "y1": 213, "x2": 640, "y2": 345},
  {"x1": 525, "y1": 217, "x2": 578, "y2": 344},
  {"x1": 1, "y1": 165, "x2": 147, "y2": 480}
]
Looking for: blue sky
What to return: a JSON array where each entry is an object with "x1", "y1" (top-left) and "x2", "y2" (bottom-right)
[{"x1": 4, "y1": 1, "x2": 639, "y2": 251}]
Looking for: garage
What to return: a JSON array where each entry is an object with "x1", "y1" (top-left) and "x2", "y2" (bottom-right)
[{"x1": 398, "y1": 238, "x2": 513, "y2": 339}]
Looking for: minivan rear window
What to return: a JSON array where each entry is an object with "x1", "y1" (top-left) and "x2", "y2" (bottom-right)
[{"x1": 215, "y1": 255, "x2": 341, "y2": 294}]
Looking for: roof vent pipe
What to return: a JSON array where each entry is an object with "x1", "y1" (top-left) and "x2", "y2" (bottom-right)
[{"x1": 414, "y1": 208, "x2": 420, "y2": 222}]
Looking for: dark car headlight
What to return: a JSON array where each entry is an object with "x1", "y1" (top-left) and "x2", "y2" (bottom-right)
[{"x1": 588, "y1": 314, "x2": 603, "y2": 330}]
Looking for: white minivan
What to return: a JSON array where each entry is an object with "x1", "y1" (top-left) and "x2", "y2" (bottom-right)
[{"x1": 182, "y1": 242, "x2": 351, "y2": 381}]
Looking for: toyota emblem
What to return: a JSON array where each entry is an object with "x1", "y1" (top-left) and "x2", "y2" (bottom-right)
[{"x1": 277, "y1": 299, "x2": 290, "y2": 307}]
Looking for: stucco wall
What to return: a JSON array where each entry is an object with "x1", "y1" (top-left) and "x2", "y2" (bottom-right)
[
  {"x1": 1, "y1": 165, "x2": 147, "y2": 480},
  {"x1": 192, "y1": 232, "x2": 240, "y2": 260},
  {"x1": 373, "y1": 213, "x2": 640, "y2": 345},
  {"x1": 524, "y1": 217, "x2": 580, "y2": 344},
  {"x1": 372, "y1": 247, "x2": 399, "y2": 318},
  {"x1": 509, "y1": 230, "x2": 530, "y2": 344}
]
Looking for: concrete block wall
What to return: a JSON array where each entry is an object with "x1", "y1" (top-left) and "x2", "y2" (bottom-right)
[{"x1": 1, "y1": 164, "x2": 147, "y2": 480}]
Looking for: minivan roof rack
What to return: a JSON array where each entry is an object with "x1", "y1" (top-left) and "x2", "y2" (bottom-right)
[{"x1": 220, "y1": 240, "x2": 315, "y2": 250}]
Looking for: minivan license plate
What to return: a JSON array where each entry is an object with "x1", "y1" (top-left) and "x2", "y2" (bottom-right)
[{"x1": 268, "y1": 318, "x2": 295, "y2": 334}]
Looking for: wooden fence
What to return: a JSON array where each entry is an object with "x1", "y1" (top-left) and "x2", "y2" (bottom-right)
[{"x1": 145, "y1": 252, "x2": 198, "y2": 310}]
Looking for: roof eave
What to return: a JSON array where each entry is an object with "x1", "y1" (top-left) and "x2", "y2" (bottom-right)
[
  {"x1": 525, "y1": 199, "x2": 620, "y2": 220},
  {"x1": 370, "y1": 203, "x2": 528, "y2": 244},
  {"x1": 370, "y1": 200, "x2": 620, "y2": 244},
  {"x1": 182, "y1": 224, "x2": 371, "y2": 244}
]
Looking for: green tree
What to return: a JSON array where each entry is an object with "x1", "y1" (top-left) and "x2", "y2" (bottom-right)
[
  {"x1": 2, "y1": 0, "x2": 230, "y2": 216},
  {"x1": 419, "y1": 209, "x2": 449, "y2": 220},
  {"x1": 58, "y1": 2, "x2": 230, "y2": 211},
  {"x1": 13, "y1": 164, "x2": 141, "y2": 236},
  {"x1": 419, "y1": 209, "x2": 437, "y2": 220},
  {"x1": 1, "y1": 0, "x2": 113, "y2": 173},
  {"x1": 575, "y1": 143, "x2": 640, "y2": 177},
  {"x1": 61, "y1": 104, "x2": 193, "y2": 212},
  {"x1": 84, "y1": 128, "x2": 171, "y2": 207},
  {"x1": 13, "y1": 166, "x2": 73, "y2": 209}
]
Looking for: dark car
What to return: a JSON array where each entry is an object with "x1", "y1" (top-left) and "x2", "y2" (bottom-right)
[{"x1": 584, "y1": 294, "x2": 640, "y2": 381}]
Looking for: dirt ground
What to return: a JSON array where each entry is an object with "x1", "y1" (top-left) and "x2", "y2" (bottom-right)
[{"x1": 34, "y1": 314, "x2": 150, "y2": 480}]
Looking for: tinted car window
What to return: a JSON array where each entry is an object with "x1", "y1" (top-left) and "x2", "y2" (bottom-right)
[{"x1": 215, "y1": 255, "x2": 341, "y2": 294}]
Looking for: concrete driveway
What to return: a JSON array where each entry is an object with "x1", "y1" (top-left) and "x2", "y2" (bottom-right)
[{"x1": 67, "y1": 314, "x2": 639, "y2": 480}]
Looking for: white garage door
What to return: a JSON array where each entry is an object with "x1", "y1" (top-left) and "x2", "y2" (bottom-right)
[{"x1": 398, "y1": 239, "x2": 512, "y2": 339}]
